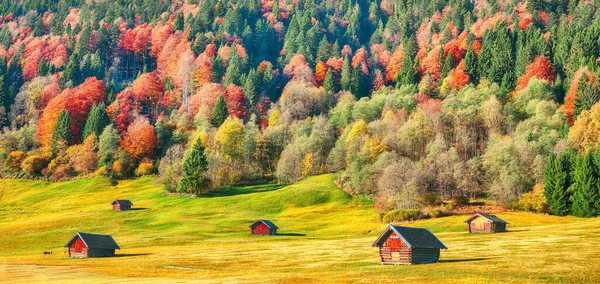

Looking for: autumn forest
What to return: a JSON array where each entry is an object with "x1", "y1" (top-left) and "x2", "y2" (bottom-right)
[{"x1": 1, "y1": 0, "x2": 600, "y2": 217}]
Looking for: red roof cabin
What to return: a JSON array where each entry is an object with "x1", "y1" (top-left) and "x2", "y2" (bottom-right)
[
  {"x1": 112, "y1": 200, "x2": 133, "y2": 211},
  {"x1": 464, "y1": 213, "x2": 509, "y2": 233},
  {"x1": 372, "y1": 225, "x2": 447, "y2": 265},
  {"x1": 250, "y1": 220, "x2": 278, "y2": 235},
  {"x1": 64, "y1": 232, "x2": 120, "y2": 258}
]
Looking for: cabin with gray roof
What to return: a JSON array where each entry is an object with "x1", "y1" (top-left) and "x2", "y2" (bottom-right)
[
  {"x1": 372, "y1": 225, "x2": 447, "y2": 265},
  {"x1": 112, "y1": 200, "x2": 133, "y2": 211},
  {"x1": 250, "y1": 220, "x2": 278, "y2": 235},
  {"x1": 464, "y1": 213, "x2": 509, "y2": 233},
  {"x1": 64, "y1": 232, "x2": 120, "y2": 258}
]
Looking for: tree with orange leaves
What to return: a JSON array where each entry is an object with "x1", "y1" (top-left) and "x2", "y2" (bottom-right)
[
  {"x1": 224, "y1": 84, "x2": 248, "y2": 119},
  {"x1": 444, "y1": 60, "x2": 470, "y2": 91},
  {"x1": 314, "y1": 61, "x2": 328, "y2": 86},
  {"x1": 386, "y1": 45, "x2": 405, "y2": 83},
  {"x1": 563, "y1": 67, "x2": 597, "y2": 124},
  {"x1": 38, "y1": 77, "x2": 105, "y2": 146},
  {"x1": 121, "y1": 116, "x2": 157, "y2": 160},
  {"x1": 516, "y1": 56, "x2": 556, "y2": 91}
]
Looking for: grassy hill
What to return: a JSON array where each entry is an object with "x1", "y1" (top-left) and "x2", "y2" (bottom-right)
[{"x1": 1, "y1": 175, "x2": 600, "y2": 283}]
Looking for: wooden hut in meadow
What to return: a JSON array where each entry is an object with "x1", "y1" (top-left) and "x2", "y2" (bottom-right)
[
  {"x1": 464, "y1": 213, "x2": 509, "y2": 233},
  {"x1": 372, "y1": 225, "x2": 447, "y2": 265},
  {"x1": 250, "y1": 220, "x2": 278, "y2": 235},
  {"x1": 64, "y1": 232, "x2": 120, "y2": 258},
  {"x1": 112, "y1": 200, "x2": 133, "y2": 211}
]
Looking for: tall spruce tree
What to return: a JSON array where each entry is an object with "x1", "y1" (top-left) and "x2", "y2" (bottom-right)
[
  {"x1": 323, "y1": 68, "x2": 335, "y2": 93},
  {"x1": 544, "y1": 153, "x2": 572, "y2": 216},
  {"x1": 179, "y1": 139, "x2": 211, "y2": 194},
  {"x1": 211, "y1": 96, "x2": 229, "y2": 126},
  {"x1": 51, "y1": 109, "x2": 71, "y2": 155},
  {"x1": 340, "y1": 56, "x2": 352, "y2": 91},
  {"x1": 570, "y1": 152, "x2": 599, "y2": 218},
  {"x1": 82, "y1": 103, "x2": 109, "y2": 139}
]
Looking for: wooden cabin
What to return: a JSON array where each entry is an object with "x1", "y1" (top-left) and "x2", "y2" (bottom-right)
[
  {"x1": 112, "y1": 200, "x2": 133, "y2": 211},
  {"x1": 64, "y1": 232, "x2": 120, "y2": 258},
  {"x1": 464, "y1": 213, "x2": 509, "y2": 233},
  {"x1": 372, "y1": 225, "x2": 447, "y2": 265},
  {"x1": 250, "y1": 220, "x2": 278, "y2": 235}
]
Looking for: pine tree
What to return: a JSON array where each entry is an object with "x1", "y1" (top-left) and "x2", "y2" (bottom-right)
[
  {"x1": 178, "y1": 139, "x2": 211, "y2": 194},
  {"x1": 544, "y1": 153, "x2": 572, "y2": 216},
  {"x1": 341, "y1": 56, "x2": 352, "y2": 91},
  {"x1": 442, "y1": 53, "x2": 454, "y2": 79},
  {"x1": 316, "y1": 35, "x2": 331, "y2": 62},
  {"x1": 211, "y1": 55, "x2": 224, "y2": 83},
  {"x1": 243, "y1": 69, "x2": 259, "y2": 107},
  {"x1": 570, "y1": 152, "x2": 599, "y2": 218},
  {"x1": 211, "y1": 96, "x2": 229, "y2": 127},
  {"x1": 574, "y1": 77, "x2": 599, "y2": 118},
  {"x1": 173, "y1": 12, "x2": 184, "y2": 32},
  {"x1": 51, "y1": 109, "x2": 71, "y2": 155},
  {"x1": 464, "y1": 44, "x2": 478, "y2": 83},
  {"x1": 323, "y1": 68, "x2": 335, "y2": 93},
  {"x1": 82, "y1": 103, "x2": 110, "y2": 139}
]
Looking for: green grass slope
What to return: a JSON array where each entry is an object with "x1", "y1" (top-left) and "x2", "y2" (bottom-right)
[{"x1": 1, "y1": 174, "x2": 600, "y2": 283}]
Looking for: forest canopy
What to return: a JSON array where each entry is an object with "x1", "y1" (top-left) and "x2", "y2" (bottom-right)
[{"x1": 0, "y1": 0, "x2": 599, "y2": 215}]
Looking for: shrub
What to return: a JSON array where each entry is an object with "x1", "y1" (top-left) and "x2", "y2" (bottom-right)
[
  {"x1": 135, "y1": 161, "x2": 155, "y2": 176},
  {"x1": 429, "y1": 209, "x2": 446, "y2": 218},
  {"x1": 21, "y1": 155, "x2": 47, "y2": 175},
  {"x1": 510, "y1": 183, "x2": 548, "y2": 213},
  {"x1": 381, "y1": 209, "x2": 424, "y2": 223},
  {"x1": 4, "y1": 151, "x2": 26, "y2": 172}
]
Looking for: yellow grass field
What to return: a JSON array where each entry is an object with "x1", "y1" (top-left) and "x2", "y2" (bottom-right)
[{"x1": 1, "y1": 174, "x2": 600, "y2": 283}]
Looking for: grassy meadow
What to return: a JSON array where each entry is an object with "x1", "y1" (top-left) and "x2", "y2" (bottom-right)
[{"x1": 1, "y1": 174, "x2": 600, "y2": 283}]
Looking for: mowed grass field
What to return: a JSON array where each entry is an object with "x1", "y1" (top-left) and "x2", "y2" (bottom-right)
[{"x1": 1, "y1": 174, "x2": 600, "y2": 283}]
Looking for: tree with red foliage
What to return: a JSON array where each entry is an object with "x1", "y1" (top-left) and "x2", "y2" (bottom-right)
[
  {"x1": 38, "y1": 77, "x2": 105, "y2": 146},
  {"x1": 110, "y1": 72, "x2": 164, "y2": 132},
  {"x1": 420, "y1": 46, "x2": 442, "y2": 81},
  {"x1": 386, "y1": 45, "x2": 405, "y2": 83},
  {"x1": 121, "y1": 116, "x2": 157, "y2": 160},
  {"x1": 516, "y1": 56, "x2": 556, "y2": 91},
  {"x1": 224, "y1": 84, "x2": 248, "y2": 119},
  {"x1": 445, "y1": 60, "x2": 470, "y2": 91},
  {"x1": 184, "y1": 82, "x2": 225, "y2": 119}
]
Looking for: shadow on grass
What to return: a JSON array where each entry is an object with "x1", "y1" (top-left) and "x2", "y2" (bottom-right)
[
  {"x1": 113, "y1": 253, "x2": 151, "y2": 257},
  {"x1": 129, "y1": 208, "x2": 150, "y2": 211},
  {"x1": 439, "y1": 258, "x2": 485, "y2": 263},
  {"x1": 276, "y1": 233, "x2": 307, "y2": 237},
  {"x1": 203, "y1": 184, "x2": 286, "y2": 198},
  {"x1": 507, "y1": 229, "x2": 530, "y2": 232}
]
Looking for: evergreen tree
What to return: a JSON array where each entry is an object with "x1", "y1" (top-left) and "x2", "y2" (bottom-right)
[
  {"x1": 173, "y1": 11, "x2": 184, "y2": 32},
  {"x1": 211, "y1": 96, "x2": 229, "y2": 126},
  {"x1": 574, "y1": 77, "x2": 599, "y2": 118},
  {"x1": 323, "y1": 68, "x2": 335, "y2": 93},
  {"x1": 243, "y1": 69, "x2": 259, "y2": 107},
  {"x1": 570, "y1": 152, "x2": 599, "y2": 218},
  {"x1": 442, "y1": 53, "x2": 454, "y2": 79},
  {"x1": 51, "y1": 109, "x2": 71, "y2": 155},
  {"x1": 178, "y1": 139, "x2": 211, "y2": 194},
  {"x1": 544, "y1": 153, "x2": 572, "y2": 216},
  {"x1": 341, "y1": 56, "x2": 352, "y2": 91},
  {"x1": 82, "y1": 103, "x2": 110, "y2": 139},
  {"x1": 211, "y1": 55, "x2": 224, "y2": 83},
  {"x1": 316, "y1": 35, "x2": 331, "y2": 62},
  {"x1": 464, "y1": 44, "x2": 478, "y2": 83}
]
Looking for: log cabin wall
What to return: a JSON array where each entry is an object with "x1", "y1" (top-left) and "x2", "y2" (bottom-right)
[
  {"x1": 469, "y1": 216, "x2": 492, "y2": 233},
  {"x1": 379, "y1": 232, "x2": 411, "y2": 264}
]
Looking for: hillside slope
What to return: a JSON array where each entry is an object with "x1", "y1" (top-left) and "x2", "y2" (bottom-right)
[{"x1": 1, "y1": 175, "x2": 600, "y2": 283}]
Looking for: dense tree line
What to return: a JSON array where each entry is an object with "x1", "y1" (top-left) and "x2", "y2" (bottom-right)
[{"x1": 1, "y1": 0, "x2": 600, "y2": 213}]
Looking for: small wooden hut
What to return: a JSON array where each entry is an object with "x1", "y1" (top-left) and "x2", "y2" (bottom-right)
[
  {"x1": 372, "y1": 225, "x2": 447, "y2": 265},
  {"x1": 112, "y1": 200, "x2": 133, "y2": 211},
  {"x1": 64, "y1": 232, "x2": 120, "y2": 258},
  {"x1": 250, "y1": 220, "x2": 278, "y2": 235},
  {"x1": 464, "y1": 213, "x2": 509, "y2": 233}
]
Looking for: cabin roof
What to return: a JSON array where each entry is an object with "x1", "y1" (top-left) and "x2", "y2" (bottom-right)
[
  {"x1": 464, "y1": 213, "x2": 509, "y2": 224},
  {"x1": 65, "y1": 232, "x2": 121, "y2": 250},
  {"x1": 112, "y1": 200, "x2": 133, "y2": 206},
  {"x1": 372, "y1": 225, "x2": 447, "y2": 249},
  {"x1": 249, "y1": 219, "x2": 278, "y2": 229}
]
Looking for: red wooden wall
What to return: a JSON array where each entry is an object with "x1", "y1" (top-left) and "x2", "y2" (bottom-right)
[{"x1": 252, "y1": 222, "x2": 271, "y2": 235}]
